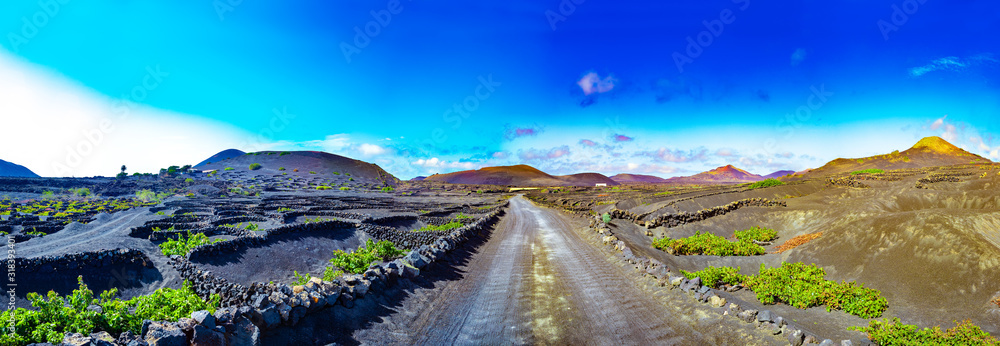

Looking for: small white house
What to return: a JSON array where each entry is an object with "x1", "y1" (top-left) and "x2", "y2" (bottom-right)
[{"x1": 595, "y1": 183, "x2": 607, "y2": 187}]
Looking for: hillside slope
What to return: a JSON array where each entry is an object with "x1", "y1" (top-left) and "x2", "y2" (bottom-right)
[
  {"x1": 0, "y1": 159, "x2": 40, "y2": 177},
  {"x1": 195, "y1": 151, "x2": 398, "y2": 185},
  {"x1": 805, "y1": 136, "x2": 989, "y2": 177}
]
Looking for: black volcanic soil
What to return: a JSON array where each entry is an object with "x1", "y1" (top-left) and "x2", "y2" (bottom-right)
[{"x1": 525, "y1": 162, "x2": 1000, "y2": 339}]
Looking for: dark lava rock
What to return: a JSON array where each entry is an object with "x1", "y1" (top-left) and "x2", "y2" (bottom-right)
[
  {"x1": 261, "y1": 306, "x2": 281, "y2": 330},
  {"x1": 191, "y1": 310, "x2": 215, "y2": 329},
  {"x1": 192, "y1": 324, "x2": 225, "y2": 346},
  {"x1": 788, "y1": 329, "x2": 805, "y2": 346},
  {"x1": 228, "y1": 316, "x2": 261, "y2": 346},
  {"x1": 757, "y1": 310, "x2": 773, "y2": 323},
  {"x1": 818, "y1": 340, "x2": 835, "y2": 346},
  {"x1": 144, "y1": 321, "x2": 186, "y2": 346}
]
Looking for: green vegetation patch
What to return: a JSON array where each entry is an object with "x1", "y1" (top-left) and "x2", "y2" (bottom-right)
[
  {"x1": 745, "y1": 262, "x2": 888, "y2": 319},
  {"x1": 158, "y1": 230, "x2": 223, "y2": 256},
  {"x1": 0, "y1": 277, "x2": 218, "y2": 345},
  {"x1": 416, "y1": 221, "x2": 463, "y2": 232},
  {"x1": 329, "y1": 239, "x2": 407, "y2": 274},
  {"x1": 248, "y1": 163, "x2": 262, "y2": 170},
  {"x1": 746, "y1": 178, "x2": 784, "y2": 190},
  {"x1": 850, "y1": 169, "x2": 885, "y2": 175},
  {"x1": 653, "y1": 231, "x2": 766, "y2": 256},
  {"x1": 849, "y1": 317, "x2": 998, "y2": 345},
  {"x1": 733, "y1": 226, "x2": 777, "y2": 243},
  {"x1": 681, "y1": 266, "x2": 746, "y2": 287},
  {"x1": 684, "y1": 263, "x2": 887, "y2": 319}
]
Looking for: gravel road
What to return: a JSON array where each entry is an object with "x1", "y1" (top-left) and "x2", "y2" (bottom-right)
[{"x1": 267, "y1": 196, "x2": 780, "y2": 345}]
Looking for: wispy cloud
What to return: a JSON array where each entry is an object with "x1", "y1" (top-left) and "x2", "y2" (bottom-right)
[
  {"x1": 612, "y1": 134, "x2": 634, "y2": 142},
  {"x1": 909, "y1": 54, "x2": 997, "y2": 77},
  {"x1": 579, "y1": 139, "x2": 597, "y2": 147},
  {"x1": 636, "y1": 147, "x2": 708, "y2": 163},
  {"x1": 504, "y1": 125, "x2": 543, "y2": 141},
  {"x1": 518, "y1": 145, "x2": 571, "y2": 161}
]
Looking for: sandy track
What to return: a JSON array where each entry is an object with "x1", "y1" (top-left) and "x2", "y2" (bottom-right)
[{"x1": 261, "y1": 196, "x2": 778, "y2": 345}]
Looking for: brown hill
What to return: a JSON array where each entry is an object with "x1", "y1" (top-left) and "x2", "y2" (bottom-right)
[
  {"x1": 666, "y1": 165, "x2": 764, "y2": 184},
  {"x1": 804, "y1": 136, "x2": 989, "y2": 178},
  {"x1": 195, "y1": 150, "x2": 398, "y2": 185},
  {"x1": 422, "y1": 164, "x2": 618, "y2": 186},
  {"x1": 610, "y1": 173, "x2": 669, "y2": 184}
]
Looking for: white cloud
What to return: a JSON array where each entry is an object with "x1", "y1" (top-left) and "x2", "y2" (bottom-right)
[
  {"x1": 359, "y1": 143, "x2": 387, "y2": 156},
  {"x1": 412, "y1": 157, "x2": 475, "y2": 170},
  {"x1": 577, "y1": 72, "x2": 616, "y2": 95},
  {"x1": 0, "y1": 50, "x2": 249, "y2": 177}
]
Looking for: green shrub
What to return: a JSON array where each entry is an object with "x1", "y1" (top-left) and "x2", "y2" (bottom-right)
[
  {"x1": 329, "y1": 239, "x2": 407, "y2": 274},
  {"x1": 747, "y1": 178, "x2": 784, "y2": 190},
  {"x1": 601, "y1": 213, "x2": 611, "y2": 223},
  {"x1": 339, "y1": 187, "x2": 350, "y2": 191},
  {"x1": 380, "y1": 186, "x2": 394, "y2": 192},
  {"x1": 416, "y1": 221, "x2": 463, "y2": 232},
  {"x1": 292, "y1": 271, "x2": 311, "y2": 285},
  {"x1": 745, "y1": 262, "x2": 887, "y2": 318},
  {"x1": 280, "y1": 151, "x2": 290, "y2": 156},
  {"x1": 309, "y1": 171, "x2": 317, "y2": 174},
  {"x1": 0, "y1": 277, "x2": 218, "y2": 344},
  {"x1": 849, "y1": 318, "x2": 998, "y2": 345},
  {"x1": 733, "y1": 226, "x2": 777, "y2": 242},
  {"x1": 681, "y1": 266, "x2": 746, "y2": 287},
  {"x1": 332, "y1": 172, "x2": 340, "y2": 175},
  {"x1": 652, "y1": 231, "x2": 765, "y2": 256},
  {"x1": 850, "y1": 169, "x2": 885, "y2": 175},
  {"x1": 278, "y1": 167, "x2": 286, "y2": 171},
  {"x1": 316, "y1": 186, "x2": 331, "y2": 190},
  {"x1": 322, "y1": 266, "x2": 344, "y2": 281},
  {"x1": 69, "y1": 188, "x2": 92, "y2": 197},
  {"x1": 184, "y1": 178, "x2": 194, "y2": 183},
  {"x1": 224, "y1": 167, "x2": 234, "y2": 171},
  {"x1": 158, "y1": 231, "x2": 223, "y2": 256},
  {"x1": 249, "y1": 163, "x2": 262, "y2": 170}
]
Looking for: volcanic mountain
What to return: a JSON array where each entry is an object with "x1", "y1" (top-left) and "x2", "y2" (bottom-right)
[
  {"x1": 196, "y1": 149, "x2": 246, "y2": 166},
  {"x1": 666, "y1": 165, "x2": 764, "y2": 184},
  {"x1": 804, "y1": 136, "x2": 990, "y2": 177},
  {"x1": 422, "y1": 164, "x2": 619, "y2": 186},
  {"x1": 762, "y1": 170, "x2": 796, "y2": 179},
  {"x1": 410, "y1": 176, "x2": 427, "y2": 181},
  {"x1": 610, "y1": 173, "x2": 669, "y2": 184},
  {"x1": 195, "y1": 150, "x2": 398, "y2": 184},
  {"x1": 0, "y1": 159, "x2": 39, "y2": 177}
]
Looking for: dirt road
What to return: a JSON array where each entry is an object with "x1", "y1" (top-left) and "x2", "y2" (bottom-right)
[{"x1": 267, "y1": 196, "x2": 778, "y2": 345}]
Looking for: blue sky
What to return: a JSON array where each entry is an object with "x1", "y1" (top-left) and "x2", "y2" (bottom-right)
[{"x1": 1, "y1": 0, "x2": 998, "y2": 178}]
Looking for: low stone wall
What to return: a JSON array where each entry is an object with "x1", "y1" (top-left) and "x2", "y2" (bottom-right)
[
  {"x1": 827, "y1": 177, "x2": 870, "y2": 189},
  {"x1": 141, "y1": 201, "x2": 509, "y2": 346},
  {"x1": 12, "y1": 248, "x2": 152, "y2": 274},
  {"x1": 186, "y1": 220, "x2": 358, "y2": 260},
  {"x1": 588, "y1": 217, "x2": 864, "y2": 346},
  {"x1": 615, "y1": 198, "x2": 787, "y2": 229}
]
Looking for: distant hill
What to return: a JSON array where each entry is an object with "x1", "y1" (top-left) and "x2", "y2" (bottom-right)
[
  {"x1": 804, "y1": 136, "x2": 989, "y2": 177},
  {"x1": 0, "y1": 159, "x2": 39, "y2": 177},
  {"x1": 422, "y1": 164, "x2": 618, "y2": 186},
  {"x1": 195, "y1": 150, "x2": 398, "y2": 185},
  {"x1": 666, "y1": 165, "x2": 764, "y2": 184},
  {"x1": 196, "y1": 149, "x2": 246, "y2": 166},
  {"x1": 410, "y1": 176, "x2": 427, "y2": 181},
  {"x1": 763, "y1": 170, "x2": 796, "y2": 179},
  {"x1": 610, "y1": 173, "x2": 669, "y2": 184}
]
